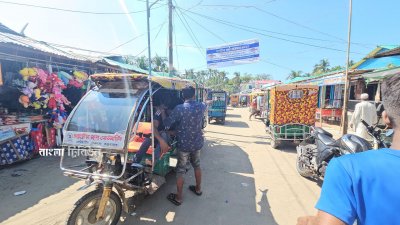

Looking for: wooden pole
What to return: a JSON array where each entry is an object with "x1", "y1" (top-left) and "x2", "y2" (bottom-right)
[{"x1": 340, "y1": 0, "x2": 353, "y2": 135}]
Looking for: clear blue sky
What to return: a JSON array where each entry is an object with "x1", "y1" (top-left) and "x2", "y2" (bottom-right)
[{"x1": 0, "y1": 0, "x2": 399, "y2": 81}]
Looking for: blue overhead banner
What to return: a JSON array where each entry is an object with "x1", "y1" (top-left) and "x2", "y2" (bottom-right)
[{"x1": 206, "y1": 39, "x2": 260, "y2": 68}]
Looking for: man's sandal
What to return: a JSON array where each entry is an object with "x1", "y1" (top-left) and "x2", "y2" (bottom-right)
[
  {"x1": 189, "y1": 185, "x2": 202, "y2": 196},
  {"x1": 167, "y1": 193, "x2": 182, "y2": 206}
]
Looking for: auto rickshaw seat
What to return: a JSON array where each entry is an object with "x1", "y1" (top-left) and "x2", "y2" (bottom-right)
[
  {"x1": 128, "y1": 122, "x2": 153, "y2": 153},
  {"x1": 136, "y1": 122, "x2": 152, "y2": 135},
  {"x1": 128, "y1": 141, "x2": 154, "y2": 153}
]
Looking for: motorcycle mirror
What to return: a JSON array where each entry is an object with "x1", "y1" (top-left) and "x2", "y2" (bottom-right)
[
  {"x1": 376, "y1": 103, "x2": 384, "y2": 117},
  {"x1": 386, "y1": 129, "x2": 394, "y2": 137}
]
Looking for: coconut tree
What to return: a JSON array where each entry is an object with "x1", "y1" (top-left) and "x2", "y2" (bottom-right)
[
  {"x1": 319, "y1": 59, "x2": 330, "y2": 73},
  {"x1": 152, "y1": 55, "x2": 168, "y2": 72},
  {"x1": 287, "y1": 70, "x2": 303, "y2": 80},
  {"x1": 135, "y1": 56, "x2": 148, "y2": 70}
]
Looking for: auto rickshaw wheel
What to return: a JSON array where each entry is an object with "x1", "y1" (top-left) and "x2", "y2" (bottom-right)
[
  {"x1": 221, "y1": 118, "x2": 225, "y2": 125},
  {"x1": 67, "y1": 189, "x2": 122, "y2": 225}
]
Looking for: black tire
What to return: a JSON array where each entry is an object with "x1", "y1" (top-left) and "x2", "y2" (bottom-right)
[
  {"x1": 221, "y1": 118, "x2": 225, "y2": 125},
  {"x1": 67, "y1": 189, "x2": 122, "y2": 225},
  {"x1": 271, "y1": 139, "x2": 279, "y2": 149},
  {"x1": 208, "y1": 117, "x2": 211, "y2": 124},
  {"x1": 296, "y1": 145, "x2": 315, "y2": 178}
]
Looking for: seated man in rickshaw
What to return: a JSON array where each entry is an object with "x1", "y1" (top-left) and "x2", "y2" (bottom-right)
[{"x1": 132, "y1": 97, "x2": 173, "y2": 165}]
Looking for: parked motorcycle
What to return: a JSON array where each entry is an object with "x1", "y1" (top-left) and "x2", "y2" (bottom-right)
[
  {"x1": 296, "y1": 119, "x2": 394, "y2": 179},
  {"x1": 296, "y1": 127, "x2": 372, "y2": 179},
  {"x1": 361, "y1": 119, "x2": 393, "y2": 149}
]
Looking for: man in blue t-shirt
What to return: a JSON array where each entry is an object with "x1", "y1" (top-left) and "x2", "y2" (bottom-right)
[{"x1": 297, "y1": 75, "x2": 400, "y2": 225}]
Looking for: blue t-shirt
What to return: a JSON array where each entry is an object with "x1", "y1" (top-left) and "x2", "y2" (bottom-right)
[{"x1": 316, "y1": 148, "x2": 400, "y2": 225}]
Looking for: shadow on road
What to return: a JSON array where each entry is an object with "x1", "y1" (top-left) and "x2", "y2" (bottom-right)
[
  {"x1": 225, "y1": 114, "x2": 241, "y2": 118},
  {"x1": 122, "y1": 139, "x2": 278, "y2": 225},
  {"x1": 277, "y1": 142, "x2": 298, "y2": 154},
  {"x1": 0, "y1": 156, "x2": 80, "y2": 223},
  {"x1": 206, "y1": 130, "x2": 267, "y2": 140},
  {"x1": 224, "y1": 121, "x2": 249, "y2": 128}
]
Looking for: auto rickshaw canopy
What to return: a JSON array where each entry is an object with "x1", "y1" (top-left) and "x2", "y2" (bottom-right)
[{"x1": 90, "y1": 73, "x2": 196, "y2": 90}]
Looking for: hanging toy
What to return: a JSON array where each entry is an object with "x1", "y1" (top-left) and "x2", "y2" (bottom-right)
[
  {"x1": 21, "y1": 81, "x2": 36, "y2": 97},
  {"x1": 18, "y1": 95, "x2": 30, "y2": 108},
  {"x1": 31, "y1": 101, "x2": 42, "y2": 110},
  {"x1": 36, "y1": 68, "x2": 48, "y2": 84},
  {"x1": 47, "y1": 94, "x2": 57, "y2": 109},
  {"x1": 57, "y1": 71, "x2": 73, "y2": 85},
  {"x1": 34, "y1": 88, "x2": 41, "y2": 100},
  {"x1": 19, "y1": 68, "x2": 30, "y2": 81},
  {"x1": 73, "y1": 71, "x2": 88, "y2": 82}
]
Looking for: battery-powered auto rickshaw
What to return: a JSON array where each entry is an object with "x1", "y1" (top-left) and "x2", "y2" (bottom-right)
[
  {"x1": 60, "y1": 73, "x2": 201, "y2": 225},
  {"x1": 207, "y1": 90, "x2": 227, "y2": 124},
  {"x1": 265, "y1": 84, "x2": 319, "y2": 149}
]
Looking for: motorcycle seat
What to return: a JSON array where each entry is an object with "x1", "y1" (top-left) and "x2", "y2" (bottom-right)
[
  {"x1": 315, "y1": 127, "x2": 333, "y2": 138},
  {"x1": 317, "y1": 132, "x2": 336, "y2": 146}
]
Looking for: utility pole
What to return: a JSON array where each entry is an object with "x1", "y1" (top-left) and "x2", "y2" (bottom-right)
[
  {"x1": 146, "y1": 0, "x2": 162, "y2": 170},
  {"x1": 340, "y1": 0, "x2": 353, "y2": 135},
  {"x1": 168, "y1": 0, "x2": 174, "y2": 77}
]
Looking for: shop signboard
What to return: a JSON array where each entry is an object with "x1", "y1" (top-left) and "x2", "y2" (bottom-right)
[
  {"x1": 302, "y1": 74, "x2": 345, "y2": 86},
  {"x1": 207, "y1": 39, "x2": 259, "y2": 68}
]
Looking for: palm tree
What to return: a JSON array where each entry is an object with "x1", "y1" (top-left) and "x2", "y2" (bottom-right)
[
  {"x1": 319, "y1": 59, "x2": 330, "y2": 73},
  {"x1": 184, "y1": 69, "x2": 194, "y2": 79},
  {"x1": 312, "y1": 63, "x2": 321, "y2": 74},
  {"x1": 135, "y1": 56, "x2": 148, "y2": 70},
  {"x1": 232, "y1": 72, "x2": 241, "y2": 89},
  {"x1": 287, "y1": 70, "x2": 303, "y2": 80},
  {"x1": 152, "y1": 55, "x2": 168, "y2": 72}
]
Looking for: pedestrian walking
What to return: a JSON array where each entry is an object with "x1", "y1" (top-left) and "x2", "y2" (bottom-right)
[
  {"x1": 350, "y1": 93, "x2": 377, "y2": 140},
  {"x1": 249, "y1": 98, "x2": 259, "y2": 120}
]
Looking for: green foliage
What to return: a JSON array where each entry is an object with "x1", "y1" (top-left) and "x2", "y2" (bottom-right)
[
  {"x1": 287, "y1": 70, "x2": 303, "y2": 80},
  {"x1": 287, "y1": 58, "x2": 353, "y2": 81},
  {"x1": 179, "y1": 69, "x2": 273, "y2": 94},
  {"x1": 124, "y1": 55, "x2": 168, "y2": 73}
]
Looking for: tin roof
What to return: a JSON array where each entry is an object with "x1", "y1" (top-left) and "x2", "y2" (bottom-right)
[
  {"x1": 0, "y1": 31, "x2": 100, "y2": 62},
  {"x1": 351, "y1": 45, "x2": 400, "y2": 70}
]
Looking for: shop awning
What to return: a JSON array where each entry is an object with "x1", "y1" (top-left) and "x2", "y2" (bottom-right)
[
  {"x1": 102, "y1": 58, "x2": 172, "y2": 77},
  {"x1": 295, "y1": 73, "x2": 345, "y2": 86},
  {"x1": 362, "y1": 67, "x2": 400, "y2": 83}
]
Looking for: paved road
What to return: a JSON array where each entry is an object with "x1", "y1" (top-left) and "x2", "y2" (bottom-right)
[{"x1": 0, "y1": 107, "x2": 321, "y2": 225}]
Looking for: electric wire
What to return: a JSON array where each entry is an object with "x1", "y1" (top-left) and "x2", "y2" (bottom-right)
[
  {"x1": 260, "y1": 59, "x2": 294, "y2": 71},
  {"x1": 180, "y1": 10, "x2": 227, "y2": 43},
  {"x1": 108, "y1": 20, "x2": 167, "y2": 52},
  {"x1": 179, "y1": 7, "x2": 364, "y2": 55},
  {"x1": 195, "y1": 3, "x2": 371, "y2": 48},
  {"x1": 129, "y1": 17, "x2": 168, "y2": 63},
  {"x1": 0, "y1": 0, "x2": 165, "y2": 15},
  {"x1": 174, "y1": 3, "x2": 204, "y2": 55},
  {"x1": 173, "y1": 3, "x2": 205, "y2": 57}
]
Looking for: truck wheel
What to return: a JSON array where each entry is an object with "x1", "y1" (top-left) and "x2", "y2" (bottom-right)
[{"x1": 66, "y1": 189, "x2": 122, "y2": 225}]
